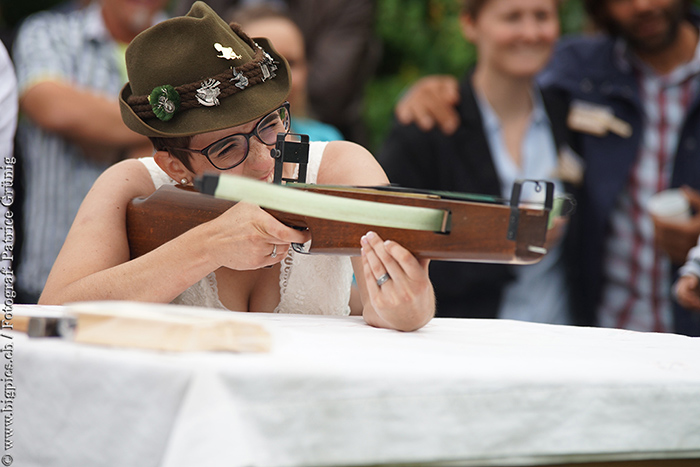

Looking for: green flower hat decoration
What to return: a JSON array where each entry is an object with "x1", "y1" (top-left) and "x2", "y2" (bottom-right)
[{"x1": 149, "y1": 85, "x2": 181, "y2": 122}]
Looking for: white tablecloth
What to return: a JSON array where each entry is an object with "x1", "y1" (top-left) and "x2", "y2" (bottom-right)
[{"x1": 13, "y1": 304, "x2": 700, "y2": 466}]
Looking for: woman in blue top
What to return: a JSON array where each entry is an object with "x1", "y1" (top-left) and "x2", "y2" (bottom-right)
[{"x1": 379, "y1": 0, "x2": 577, "y2": 323}]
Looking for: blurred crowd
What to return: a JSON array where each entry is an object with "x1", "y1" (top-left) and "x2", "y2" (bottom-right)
[{"x1": 2, "y1": 0, "x2": 700, "y2": 336}]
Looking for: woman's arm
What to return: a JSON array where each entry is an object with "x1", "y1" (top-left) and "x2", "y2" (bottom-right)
[
  {"x1": 40, "y1": 159, "x2": 310, "y2": 305},
  {"x1": 318, "y1": 141, "x2": 435, "y2": 331}
]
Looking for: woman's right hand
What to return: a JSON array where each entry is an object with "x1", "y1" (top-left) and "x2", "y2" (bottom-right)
[{"x1": 207, "y1": 202, "x2": 311, "y2": 270}]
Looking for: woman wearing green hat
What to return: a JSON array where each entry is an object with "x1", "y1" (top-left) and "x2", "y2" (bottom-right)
[{"x1": 38, "y1": 2, "x2": 434, "y2": 332}]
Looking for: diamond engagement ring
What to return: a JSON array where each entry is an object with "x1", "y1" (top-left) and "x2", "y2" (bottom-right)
[{"x1": 270, "y1": 244, "x2": 278, "y2": 258}]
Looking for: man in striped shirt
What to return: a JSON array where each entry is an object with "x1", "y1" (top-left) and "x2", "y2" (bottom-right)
[{"x1": 13, "y1": 0, "x2": 169, "y2": 303}]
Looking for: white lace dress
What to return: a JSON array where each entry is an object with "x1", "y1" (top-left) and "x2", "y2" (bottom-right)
[{"x1": 138, "y1": 142, "x2": 353, "y2": 316}]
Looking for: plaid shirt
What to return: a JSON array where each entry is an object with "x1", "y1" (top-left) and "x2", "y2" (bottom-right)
[{"x1": 598, "y1": 40, "x2": 700, "y2": 332}]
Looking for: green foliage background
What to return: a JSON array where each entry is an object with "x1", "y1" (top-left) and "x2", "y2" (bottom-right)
[{"x1": 363, "y1": 0, "x2": 587, "y2": 153}]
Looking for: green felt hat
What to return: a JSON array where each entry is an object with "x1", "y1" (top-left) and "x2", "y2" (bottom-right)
[{"x1": 119, "y1": 1, "x2": 290, "y2": 137}]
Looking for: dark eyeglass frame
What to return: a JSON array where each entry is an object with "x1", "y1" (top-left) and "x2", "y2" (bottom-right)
[{"x1": 164, "y1": 102, "x2": 291, "y2": 171}]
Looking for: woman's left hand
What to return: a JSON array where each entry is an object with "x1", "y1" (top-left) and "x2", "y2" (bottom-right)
[{"x1": 359, "y1": 231, "x2": 435, "y2": 331}]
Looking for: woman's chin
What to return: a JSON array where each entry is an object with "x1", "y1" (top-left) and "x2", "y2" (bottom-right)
[{"x1": 501, "y1": 62, "x2": 550, "y2": 80}]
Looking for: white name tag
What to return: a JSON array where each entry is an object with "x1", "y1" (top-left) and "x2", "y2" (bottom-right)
[{"x1": 568, "y1": 99, "x2": 632, "y2": 138}]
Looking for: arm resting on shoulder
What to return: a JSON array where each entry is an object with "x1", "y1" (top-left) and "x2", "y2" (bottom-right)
[{"x1": 395, "y1": 75, "x2": 461, "y2": 135}]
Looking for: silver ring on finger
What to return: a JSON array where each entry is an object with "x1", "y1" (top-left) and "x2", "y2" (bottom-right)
[
  {"x1": 376, "y1": 273, "x2": 391, "y2": 287},
  {"x1": 270, "y1": 244, "x2": 278, "y2": 258}
]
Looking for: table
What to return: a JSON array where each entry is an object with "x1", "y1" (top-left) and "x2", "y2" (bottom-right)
[{"x1": 12, "y1": 303, "x2": 700, "y2": 467}]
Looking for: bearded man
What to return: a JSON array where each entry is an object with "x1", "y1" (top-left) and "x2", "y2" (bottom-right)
[{"x1": 538, "y1": 0, "x2": 700, "y2": 335}]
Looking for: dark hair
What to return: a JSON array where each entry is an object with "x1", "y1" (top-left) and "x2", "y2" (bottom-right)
[
  {"x1": 228, "y1": 4, "x2": 292, "y2": 26},
  {"x1": 461, "y1": 0, "x2": 490, "y2": 17},
  {"x1": 462, "y1": 0, "x2": 561, "y2": 18},
  {"x1": 584, "y1": 0, "x2": 692, "y2": 34},
  {"x1": 149, "y1": 136, "x2": 194, "y2": 171}
]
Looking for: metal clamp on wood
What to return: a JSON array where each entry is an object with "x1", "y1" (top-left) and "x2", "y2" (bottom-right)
[
  {"x1": 271, "y1": 132, "x2": 309, "y2": 184},
  {"x1": 507, "y1": 179, "x2": 554, "y2": 241},
  {"x1": 28, "y1": 315, "x2": 77, "y2": 339}
]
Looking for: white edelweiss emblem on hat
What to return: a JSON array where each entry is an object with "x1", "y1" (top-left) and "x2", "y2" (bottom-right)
[
  {"x1": 214, "y1": 43, "x2": 242, "y2": 60},
  {"x1": 196, "y1": 79, "x2": 221, "y2": 107}
]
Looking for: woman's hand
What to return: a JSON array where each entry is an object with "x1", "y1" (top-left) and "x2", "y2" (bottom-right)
[
  {"x1": 359, "y1": 231, "x2": 434, "y2": 331},
  {"x1": 208, "y1": 201, "x2": 311, "y2": 271}
]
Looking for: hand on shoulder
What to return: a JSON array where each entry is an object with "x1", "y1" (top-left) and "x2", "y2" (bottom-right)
[{"x1": 395, "y1": 75, "x2": 461, "y2": 135}]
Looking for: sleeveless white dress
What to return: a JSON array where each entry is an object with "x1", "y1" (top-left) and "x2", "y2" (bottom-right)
[{"x1": 139, "y1": 142, "x2": 353, "y2": 316}]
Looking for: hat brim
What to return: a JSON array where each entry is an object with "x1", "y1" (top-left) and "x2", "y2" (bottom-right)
[{"x1": 119, "y1": 37, "x2": 290, "y2": 138}]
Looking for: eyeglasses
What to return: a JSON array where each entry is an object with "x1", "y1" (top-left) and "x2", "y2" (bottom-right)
[{"x1": 166, "y1": 102, "x2": 290, "y2": 171}]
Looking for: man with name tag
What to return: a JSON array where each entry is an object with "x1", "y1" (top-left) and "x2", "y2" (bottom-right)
[
  {"x1": 392, "y1": 0, "x2": 700, "y2": 336},
  {"x1": 540, "y1": 0, "x2": 700, "y2": 336}
]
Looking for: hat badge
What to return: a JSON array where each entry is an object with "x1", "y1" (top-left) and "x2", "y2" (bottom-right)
[
  {"x1": 214, "y1": 42, "x2": 242, "y2": 60},
  {"x1": 230, "y1": 67, "x2": 249, "y2": 90},
  {"x1": 148, "y1": 85, "x2": 180, "y2": 122},
  {"x1": 196, "y1": 78, "x2": 221, "y2": 107},
  {"x1": 257, "y1": 45, "x2": 278, "y2": 82}
]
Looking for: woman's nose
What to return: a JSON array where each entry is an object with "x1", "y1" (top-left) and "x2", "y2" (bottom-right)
[
  {"x1": 247, "y1": 137, "x2": 276, "y2": 167},
  {"x1": 520, "y1": 16, "x2": 543, "y2": 41},
  {"x1": 629, "y1": 0, "x2": 655, "y2": 13}
]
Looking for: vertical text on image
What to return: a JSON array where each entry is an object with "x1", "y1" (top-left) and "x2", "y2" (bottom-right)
[{"x1": 0, "y1": 155, "x2": 15, "y2": 466}]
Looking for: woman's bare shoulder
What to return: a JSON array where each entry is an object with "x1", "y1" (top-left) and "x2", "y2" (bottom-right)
[
  {"x1": 88, "y1": 158, "x2": 156, "y2": 204},
  {"x1": 317, "y1": 141, "x2": 389, "y2": 186}
]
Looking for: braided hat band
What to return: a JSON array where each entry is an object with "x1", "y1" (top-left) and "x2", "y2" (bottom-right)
[{"x1": 126, "y1": 24, "x2": 278, "y2": 123}]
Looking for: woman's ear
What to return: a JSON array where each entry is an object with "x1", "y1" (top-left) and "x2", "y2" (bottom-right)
[
  {"x1": 153, "y1": 150, "x2": 193, "y2": 184},
  {"x1": 460, "y1": 13, "x2": 478, "y2": 43}
]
